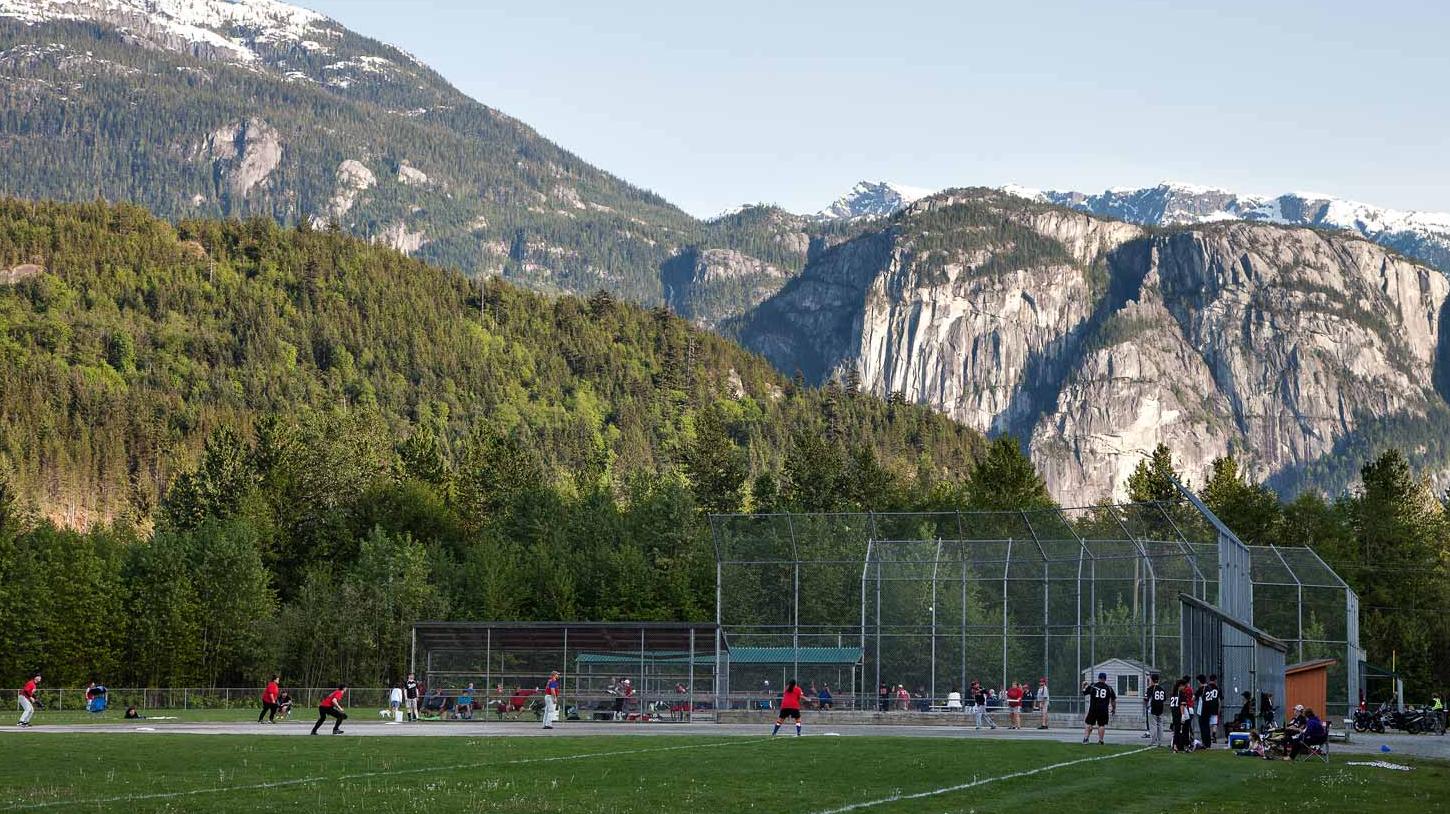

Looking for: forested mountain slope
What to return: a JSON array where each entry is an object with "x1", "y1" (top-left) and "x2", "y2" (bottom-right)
[
  {"x1": 0, "y1": 199, "x2": 985, "y2": 528},
  {"x1": 0, "y1": 1, "x2": 826, "y2": 325}
]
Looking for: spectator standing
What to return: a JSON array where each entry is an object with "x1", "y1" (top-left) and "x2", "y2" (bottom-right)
[
  {"x1": 311, "y1": 684, "x2": 348, "y2": 735},
  {"x1": 388, "y1": 682, "x2": 404, "y2": 721},
  {"x1": 16, "y1": 673, "x2": 39, "y2": 727},
  {"x1": 1146, "y1": 675, "x2": 1167, "y2": 747},
  {"x1": 878, "y1": 683, "x2": 889, "y2": 712},
  {"x1": 971, "y1": 681, "x2": 997, "y2": 730},
  {"x1": 542, "y1": 671, "x2": 559, "y2": 729},
  {"x1": 1036, "y1": 678, "x2": 1050, "y2": 729},
  {"x1": 1006, "y1": 682, "x2": 1023, "y2": 729},
  {"x1": 1081, "y1": 672, "x2": 1117, "y2": 745},
  {"x1": 895, "y1": 684, "x2": 910, "y2": 711},
  {"x1": 403, "y1": 673, "x2": 421, "y2": 722},
  {"x1": 258, "y1": 674, "x2": 281, "y2": 724},
  {"x1": 1235, "y1": 691, "x2": 1254, "y2": 732},
  {"x1": 772, "y1": 679, "x2": 805, "y2": 736},
  {"x1": 1259, "y1": 691, "x2": 1275, "y2": 730}
]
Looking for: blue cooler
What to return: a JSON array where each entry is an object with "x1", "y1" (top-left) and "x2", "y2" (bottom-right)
[{"x1": 1228, "y1": 732, "x2": 1249, "y2": 750}]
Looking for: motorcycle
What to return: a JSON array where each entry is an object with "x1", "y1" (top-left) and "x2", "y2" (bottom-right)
[{"x1": 1352, "y1": 707, "x2": 1380, "y2": 733}]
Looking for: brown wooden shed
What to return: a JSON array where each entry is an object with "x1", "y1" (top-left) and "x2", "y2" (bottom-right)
[{"x1": 1284, "y1": 658, "x2": 1338, "y2": 717}]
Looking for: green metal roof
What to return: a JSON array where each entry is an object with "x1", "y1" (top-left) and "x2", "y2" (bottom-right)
[{"x1": 731, "y1": 646, "x2": 862, "y2": 665}]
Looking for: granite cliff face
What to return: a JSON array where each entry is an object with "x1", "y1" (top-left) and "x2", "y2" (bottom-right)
[{"x1": 737, "y1": 190, "x2": 1450, "y2": 503}]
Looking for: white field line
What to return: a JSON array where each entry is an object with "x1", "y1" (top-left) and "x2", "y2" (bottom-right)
[
  {"x1": 1, "y1": 738, "x2": 769, "y2": 811},
  {"x1": 807, "y1": 745, "x2": 1155, "y2": 814}
]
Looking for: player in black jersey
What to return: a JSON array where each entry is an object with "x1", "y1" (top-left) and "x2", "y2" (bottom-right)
[
  {"x1": 1081, "y1": 672, "x2": 1117, "y2": 744},
  {"x1": 1199, "y1": 674, "x2": 1221, "y2": 747},
  {"x1": 1146, "y1": 674, "x2": 1167, "y2": 747}
]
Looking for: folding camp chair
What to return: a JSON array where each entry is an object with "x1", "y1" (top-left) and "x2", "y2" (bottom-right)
[{"x1": 1300, "y1": 721, "x2": 1330, "y2": 764}]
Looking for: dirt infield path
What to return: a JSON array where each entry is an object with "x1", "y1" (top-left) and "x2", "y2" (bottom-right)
[{"x1": 4, "y1": 719, "x2": 1447, "y2": 760}]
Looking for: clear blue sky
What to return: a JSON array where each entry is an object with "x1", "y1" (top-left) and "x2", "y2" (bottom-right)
[{"x1": 305, "y1": 0, "x2": 1449, "y2": 218}]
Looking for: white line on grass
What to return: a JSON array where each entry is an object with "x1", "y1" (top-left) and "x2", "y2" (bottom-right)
[
  {"x1": 1, "y1": 737, "x2": 770, "y2": 811},
  {"x1": 806, "y1": 745, "x2": 1155, "y2": 814}
]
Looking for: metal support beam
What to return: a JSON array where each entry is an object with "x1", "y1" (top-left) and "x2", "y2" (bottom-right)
[{"x1": 1002, "y1": 538, "x2": 1012, "y2": 692}]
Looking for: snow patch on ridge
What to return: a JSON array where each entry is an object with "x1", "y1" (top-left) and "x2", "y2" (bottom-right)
[
  {"x1": 0, "y1": 0, "x2": 329, "y2": 63},
  {"x1": 815, "y1": 180, "x2": 936, "y2": 221}
]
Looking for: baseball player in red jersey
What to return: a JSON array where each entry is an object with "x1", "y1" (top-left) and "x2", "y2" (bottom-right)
[
  {"x1": 17, "y1": 673, "x2": 40, "y2": 727},
  {"x1": 259, "y1": 674, "x2": 280, "y2": 724},
  {"x1": 311, "y1": 684, "x2": 349, "y2": 735},
  {"x1": 773, "y1": 679, "x2": 804, "y2": 736}
]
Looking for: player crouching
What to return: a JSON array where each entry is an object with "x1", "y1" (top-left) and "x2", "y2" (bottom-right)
[
  {"x1": 311, "y1": 684, "x2": 349, "y2": 735},
  {"x1": 772, "y1": 679, "x2": 804, "y2": 736}
]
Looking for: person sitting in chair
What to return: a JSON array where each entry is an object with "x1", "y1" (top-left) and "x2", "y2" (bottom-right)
[
  {"x1": 1293, "y1": 708, "x2": 1328, "y2": 760},
  {"x1": 455, "y1": 684, "x2": 475, "y2": 720},
  {"x1": 1286, "y1": 708, "x2": 1326, "y2": 760}
]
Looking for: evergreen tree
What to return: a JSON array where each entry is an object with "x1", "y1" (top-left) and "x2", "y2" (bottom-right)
[
  {"x1": 682, "y1": 406, "x2": 748, "y2": 515},
  {"x1": 1126, "y1": 444, "x2": 1182, "y2": 503},
  {"x1": 1201, "y1": 455, "x2": 1283, "y2": 544},
  {"x1": 965, "y1": 436, "x2": 1053, "y2": 510},
  {"x1": 1344, "y1": 450, "x2": 1448, "y2": 689},
  {"x1": 160, "y1": 427, "x2": 256, "y2": 532}
]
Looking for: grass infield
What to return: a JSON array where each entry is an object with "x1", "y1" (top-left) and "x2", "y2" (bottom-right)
[{"x1": 0, "y1": 733, "x2": 1445, "y2": 813}]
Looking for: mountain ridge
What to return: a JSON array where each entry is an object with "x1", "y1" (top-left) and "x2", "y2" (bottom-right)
[{"x1": 732, "y1": 188, "x2": 1450, "y2": 504}]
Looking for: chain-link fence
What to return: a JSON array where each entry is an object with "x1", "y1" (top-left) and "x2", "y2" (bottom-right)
[{"x1": 711, "y1": 500, "x2": 1362, "y2": 718}]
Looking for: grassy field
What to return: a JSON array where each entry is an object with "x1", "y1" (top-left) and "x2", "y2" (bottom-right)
[{"x1": 0, "y1": 734, "x2": 1445, "y2": 813}]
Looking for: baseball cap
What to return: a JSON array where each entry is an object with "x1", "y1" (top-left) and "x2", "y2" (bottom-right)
[
  {"x1": 1098, "y1": 672, "x2": 1107, "y2": 680},
  {"x1": 1294, "y1": 704, "x2": 1304, "y2": 712}
]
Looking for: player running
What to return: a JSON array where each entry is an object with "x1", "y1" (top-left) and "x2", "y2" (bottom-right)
[
  {"x1": 1081, "y1": 672, "x2": 1116, "y2": 744},
  {"x1": 403, "y1": 673, "x2": 421, "y2": 722},
  {"x1": 772, "y1": 679, "x2": 804, "y2": 736},
  {"x1": 258, "y1": 674, "x2": 280, "y2": 724},
  {"x1": 542, "y1": 670, "x2": 560, "y2": 729},
  {"x1": 16, "y1": 672, "x2": 40, "y2": 727},
  {"x1": 311, "y1": 684, "x2": 348, "y2": 735}
]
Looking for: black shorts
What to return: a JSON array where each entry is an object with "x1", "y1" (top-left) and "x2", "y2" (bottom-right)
[
  {"x1": 1085, "y1": 708, "x2": 1109, "y2": 726},
  {"x1": 779, "y1": 707, "x2": 800, "y2": 720}
]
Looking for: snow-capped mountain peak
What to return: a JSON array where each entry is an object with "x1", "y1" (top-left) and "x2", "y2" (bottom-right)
[
  {"x1": 997, "y1": 181, "x2": 1450, "y2": 273},
  {"x1": 0, "y1": 0, "x2": 331, "y2": 62},
  {"x1": 814, "y1": 180, "x2": 936, "y2": 221}
]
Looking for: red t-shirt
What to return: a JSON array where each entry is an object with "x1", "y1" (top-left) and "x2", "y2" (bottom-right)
[
  {"x1": 1007, "y1": 687, "x2": 1023, "y2": 708},
  {"x1": 1182, "y1": 685, "x2": 1195, "y2": 708},
  {"x1": 781, "y1": 686, "x2": 804, "y2": 711},
  {"x1": 21, "y1": 680, "x2": 36, "y2": 700},
  {"x1": 262, "y1": 682, "x2": 279, "y2": 703},
  {"x1": 321, "y1": 690, "x2": 345, "y2": 708}
]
